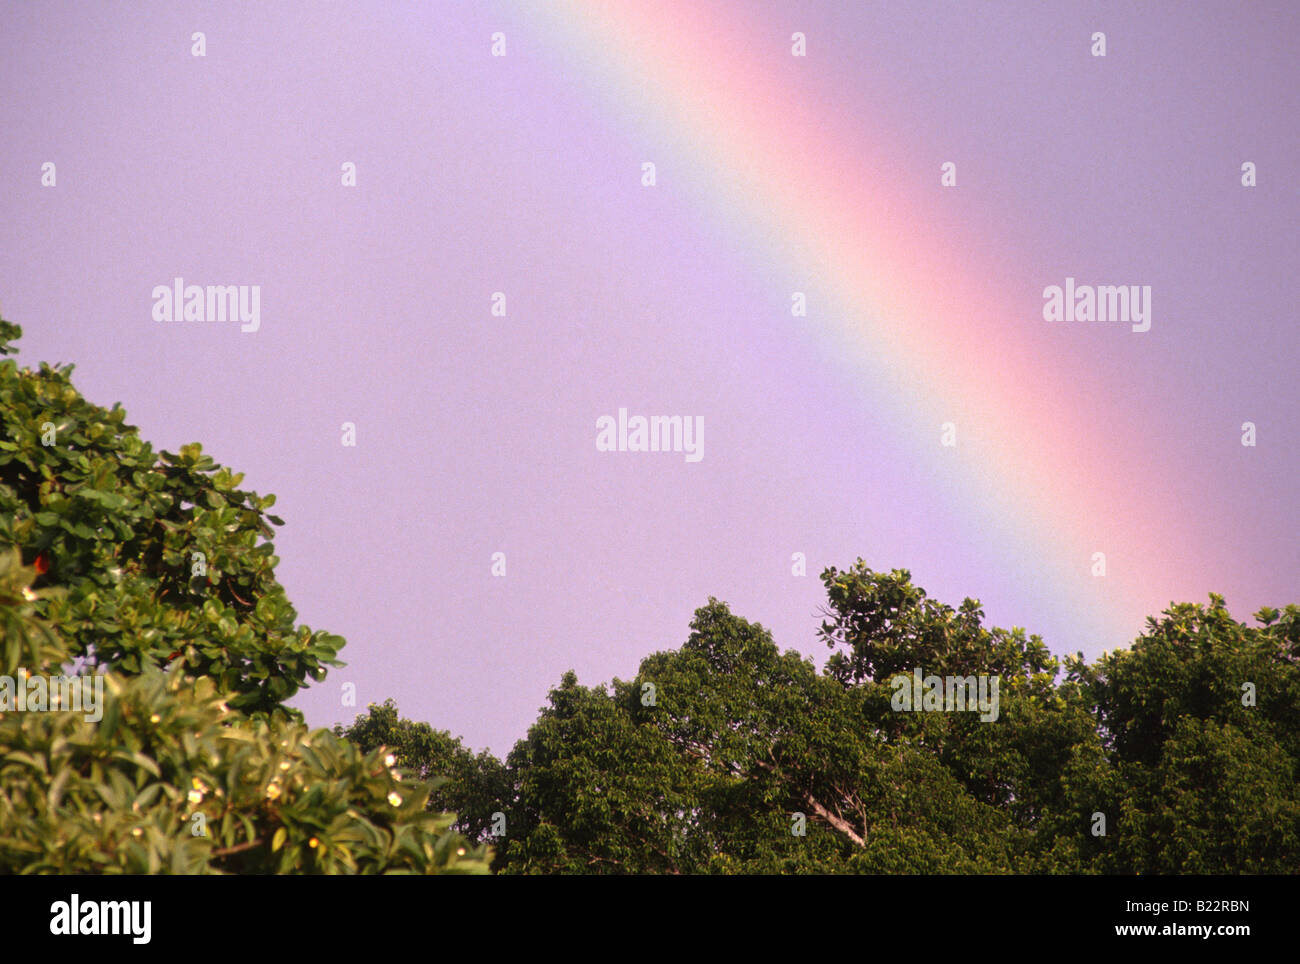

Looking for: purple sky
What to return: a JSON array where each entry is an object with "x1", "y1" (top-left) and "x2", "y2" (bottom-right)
[{"x1": 2, "y1": 1, "x2": 1296, "y2": 755}]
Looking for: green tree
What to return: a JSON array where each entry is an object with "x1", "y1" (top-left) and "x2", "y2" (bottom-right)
[
  {"x1": 488, "y1": 598, "x2": 1016, "y2": 873},
  {"x1": 633, "y1": 598, "x2": 1015, "y2": 873},
  {"x1": 336, "y1": 699, "x2": 511, "y2": 849},
  {"x1": 0, "y1": 317, "x2": 488, "y2": 873},
  {"x1": 816, "y1": 562, "x2": 1106, "y2": 871},
  {"x1": 1067, "y1": 596, "x2": 1300, "y2": 873},
  {"x1": 0, "y1": 318, "x2": 339, "y2": 716},
  {"x1": 381, "y1": 565, "x2": 1300, "y2": 875}
]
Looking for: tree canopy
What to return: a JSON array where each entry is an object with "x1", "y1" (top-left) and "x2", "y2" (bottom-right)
[
  {"x1": 0, "y1": 317, "x2": 490, "y2": 873},
  {"x1": 342, "y1": 569, "x2": 1300, "y2": 874},
  {"x1": 6, "y1": 314, "x2": 1297, "y2": 874}
]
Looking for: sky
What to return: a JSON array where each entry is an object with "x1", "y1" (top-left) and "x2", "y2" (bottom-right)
[{"x1": 1, "y1": 1, "x2": 1296, "y2": 756}]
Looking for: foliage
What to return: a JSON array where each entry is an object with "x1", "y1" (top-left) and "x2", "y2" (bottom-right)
[
  {"x1": 0, "y1": 319, "x2": 340, "y2": 716},
  {"x1": 0, "y1": 318, "x2": 488, "y2": 874},
  {"x1": 6, "y1": 316, "x2": 1295, "y2": 874},
  {"x1": 354, "y1": 566, "x2": 1300, "y2": 875},
  {"x1": 1066, "y1": 595, "x2": 1300, "y2": 873},
  {"x1": 335, "y1": 698, "x2": 511, "y2": 851},
  {"x1": 0, "y1": 547, "x2": 490, "y2": 873}
]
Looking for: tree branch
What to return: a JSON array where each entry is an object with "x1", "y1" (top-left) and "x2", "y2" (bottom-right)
[
  {"x1": 753, "y1": 758, "x2": 867, "y2": 848},
  {"x1": 211, "y1": 836, "x2": 265, "y2": 858}
]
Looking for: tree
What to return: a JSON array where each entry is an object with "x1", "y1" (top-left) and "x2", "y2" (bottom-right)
[
  {"x1": 1066, "y1": 596, "x2": 1300, "y2": 873},
  {"x1": 442, "y1": 598, "x2": 1016, "y2": 873},
  {"x1": 361, "y1": 565, "x2": 1299, "y2": 874},
  {"x1": 336, "y1": 699, "x2": 511, "y2": 850},
  {"x1": 0, "y1": 318, "x2": 339, "y2": 716},
  {"x1": 816, "y1": 562, "x2": 1105, "y2": 870},
  {"x1": 0, "y1": 316, "x2": 489, "y2": 873},
  {"x1": 629, "y1": 597, "x2": 1015, "y2": 873}
]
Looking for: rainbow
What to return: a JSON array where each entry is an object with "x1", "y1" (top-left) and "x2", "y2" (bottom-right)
[{"x1": 509, "y1": 0, "x2": 1218, "y2": 650}]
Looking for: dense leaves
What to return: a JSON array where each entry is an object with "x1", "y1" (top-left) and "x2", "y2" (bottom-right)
[
  {"x1": 347, "y1": 564, "x2": 1300, "y2": 874},
  {"x1": 6, "y1": 316, "x2": 1295, "y2": 874},
  {"x1": 334, "y1": 698, "x2": 510, "y2": 849},
  {"x1": 0, "y1": 319, "x2": 339, "y2": 715},
  {"x1": 1066, "y1": 596, "x2": 1300, "y2": 873},
  {"x1": 0, "y1": 318, "x2": 488, "y2": 873},
  {"x1": 0, "y1": 546, "x2": 490, "y2": 873}
]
